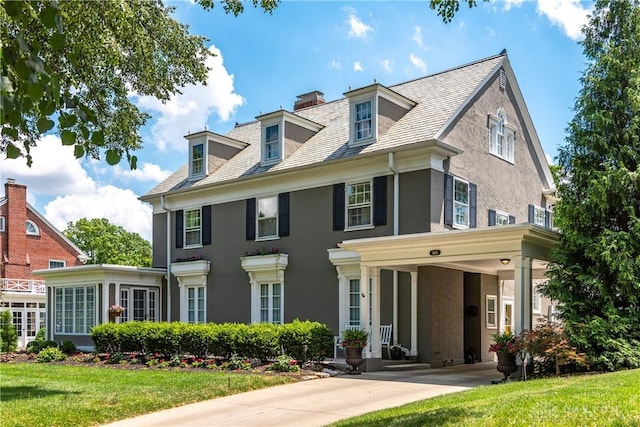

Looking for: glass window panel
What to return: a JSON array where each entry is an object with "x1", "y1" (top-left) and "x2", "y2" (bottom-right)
[
  {"x1": 265, "y1": 125, "x2": 279, "y2": 160},
  {"x1": 191, "y1": 143, "x2": 204, "y2": 175},
  {"x1": 185, "y1": 209, "x2": 202, "y2": 246}
]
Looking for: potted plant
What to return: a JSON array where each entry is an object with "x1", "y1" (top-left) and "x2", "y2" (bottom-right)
[
  {"x1": 489, "y1": 331, "x2": 520, "y2": 381},
  {"x1": 390, "y1": 344, "x2": 404, "y2": 360},
  {"x1": 341, "y1": 328, "x2": 368, "y2": 374}
]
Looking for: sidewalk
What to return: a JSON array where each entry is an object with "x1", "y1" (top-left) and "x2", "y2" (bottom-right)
[{"x1": 102, "y1": 363, "x2": 498, "y2": 427}]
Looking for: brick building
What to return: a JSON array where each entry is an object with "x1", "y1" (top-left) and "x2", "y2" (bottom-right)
[{"x1": 0, "y1": 178, "x2": 87, "y2": 348}]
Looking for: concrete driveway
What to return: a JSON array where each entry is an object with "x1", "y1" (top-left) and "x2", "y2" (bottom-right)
[{"x1": 102, "y1": 362, "x2": 499, "y2": 427}]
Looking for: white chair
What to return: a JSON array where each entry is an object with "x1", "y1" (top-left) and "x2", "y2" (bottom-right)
[{"x1": 379, "y1": 324, "x2": 393, "y2": 359}]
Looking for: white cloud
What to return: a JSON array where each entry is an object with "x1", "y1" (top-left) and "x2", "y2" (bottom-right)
[
  {"x1": 135, "y1": 45, "x2": 244, "y2": 151},
  {"x1": 412, "y1": 26, "x2": 423, "y2": 47},
  {"x1": 353, "y1": 61, "x2": 364, "y2": 72},
  {"x1": 330, "y1": 59, "x2": 343, "y2": 70},
  {"x1": 345, "y1": 9, "x2": 373, "y2": 39},
  {"x1": 409, "y1": 54, "x2": 427, "y2": 74},
  {"x1": 503, "y1": 0, "x2": 525, "y2": 11},
  {"x1": 112, "y1": 162, "x2": 171, "y2": 183},
  {"x1": 536, "y1": 0, "x2": 591, "y2": 41},
  {"x1": 382, "y1": 59, "x2": 393, "y2": 73},
  {"x1": 45, "y1": 186, "x2": 153, "y2": 242}
]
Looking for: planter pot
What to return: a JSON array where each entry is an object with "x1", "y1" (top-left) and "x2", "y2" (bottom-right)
[
  {"x1": 344, "y1": 346, "x2": 364, "y2": 375},
  {"x1": 496, "y1": 352, "x2": 518, "y2": 381},
  {"x1": 390, "y1": 348, "x2": 403, "y2": 360}
]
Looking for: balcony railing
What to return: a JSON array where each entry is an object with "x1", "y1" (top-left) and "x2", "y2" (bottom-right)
[{"x1": 0, "y1": 278, "x2": 46, "y2": 294}]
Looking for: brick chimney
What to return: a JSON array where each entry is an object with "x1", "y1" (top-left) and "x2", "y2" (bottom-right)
[
  {"x1": 293, "y1": 91, "x2": 325, "y2": 111},
  {"x1": 4, "y1": 179, "x2": 29, "y2": 279}
]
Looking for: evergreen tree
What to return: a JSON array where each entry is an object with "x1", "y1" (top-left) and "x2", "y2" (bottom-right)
[
  {"x1": 542, "y1": 0, "x2": 640, "y2": 371},
  {"x1": 0, "y1": 310, "x2": 18, "y2": 353}
]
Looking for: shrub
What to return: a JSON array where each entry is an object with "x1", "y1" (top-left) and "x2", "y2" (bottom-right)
[
  {"x1": 269, "y1": 355, "x2": 300, "y2": 372},
  {"x1": 0, "y1": 310, "x2": 18, "y2": 353},
  {"x1": 280, "y1": 320, "x2": 334, "y2": 363},
  {"x1": 91, "y1": 323, "x2": 121, "y2": 353},
  {"x1": 223, "y1": 355, "x2": 251, "y2": 370},
  {"x1": 145, "y1": 322, "x2": 184, "y2": 357},
  {"x1": 234, "y1": 323, "x2": 280, "y2": 361},
  {"x1": 37, "y1": 347, "x2": 67, "y2": 362},
  {"x1": 60, "y1": 340, "x2": 77, "y2": 355},
  {"x1": 521, "y1": 321, "x2": 590, "y2": 375},
  {"x1": 180, "y1": 323, "x2": 214, "y2": 359},
  {"x1": 26, "y1": 328, "x2": 47, "y2": 353}
]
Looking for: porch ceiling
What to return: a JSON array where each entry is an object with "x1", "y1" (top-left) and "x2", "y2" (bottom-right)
[{"x1": 339, "y1": 224, "x2": 558, "y2": 276}]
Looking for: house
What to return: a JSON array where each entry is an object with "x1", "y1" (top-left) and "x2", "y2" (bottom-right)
[
  {"x1": 38, "y1": 51, "x2": 558, "y2": 368},
  {"x1": 0, "y1": 179, "x2": 87, "y2": 348}
]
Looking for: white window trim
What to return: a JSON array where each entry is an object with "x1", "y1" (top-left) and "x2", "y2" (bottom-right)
[
  {"x1": 534, "y1": 205, "x2": 546, "y2": 227},
  {"x1": 261, "y1": 118, "x2": 284, "y2": 166},
  {"x1": 256, "y1": 195, "x2": 279, "y2": 241},
  {"x1": 486, "y1": 295, "x2": 497, "y2": 329},
  {"x1": 184, "y1": 207, "x2": 202, "y2": 249},
  {"x1": 0, "y1": 216, "x2": 5, "y2": 232},
  {"x1": 259, "y1": 282, "x2": 283, "y2": 324},
  {"x1": 26, "y1": 220, "x2": 40, "y2": 236},
  {"x1": 240, "y1": 253, "x2": 288, "y2": 324},
  {"x1": 49, "y1": 259, "x2": 66, "y2": 269},
  {"x1": 532, "y1": 281, "x2": 543, "y2": 314},
  {"x1": 349, "y1": 95, "x2": 377, "y2": 147},
  {"x1": 496, "y1": 211, "x2": 510, "y2": 227},
  {"x1": 54, "y1": 284, "x2": 96, "y2": 335},
  {"x1": 186, "y1": 286, "x2": 207, "y2": 324},
  {"x1": 488, "y1": 109, "x2": 515, "y2": 163},
  {"x1": 452, "y1": 177, "x2": 469, "y2": 230},
  {"x1": 188, "y1": 140, "x2": 207, "y2": 180},
  {"x1": 345, "y1": 179, "x2": 373, "y2": 231}
]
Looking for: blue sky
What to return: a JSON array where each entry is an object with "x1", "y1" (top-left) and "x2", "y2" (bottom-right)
[{"x1": 0, "y1": 0, "x2": 593, "y2": 241}]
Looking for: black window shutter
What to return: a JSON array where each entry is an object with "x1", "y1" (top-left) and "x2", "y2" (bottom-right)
[
  {"x1": 528, "y1": 204, "x2": 535, "y2": 223},
  {"x1": 545, "y1": 209, "x2": 551, "y2": 228},
  {"x1": 175, "y1": 210, "x2": 184, "y2": 249},
  {"x1": 202, "y1": 205, "x2": 212, "y2": 245},
  {"x1": 444, "y1": 174, "x2": 453, "y2": 227},
  {"x1": 373, "y1": 176, "x2": 387, "y2": 226},
  {"x1": 333, "y1": 183, "x2": 345, "y2": 231},
  {"x1": 469, "y1": 183, "x2": 477, "y2": 228},
  {"x1": 488, "y1": 209, "x2": 496, "y2": 226},
  {"x1": 246, "y1": 198, "x2": 256, "y2": 240},
  {"x1": 278, "y1": 193, "x2": 290, "y2": 237},
  {"x1": 509, "y1": 215, "x2": 516, "y2": 224}
]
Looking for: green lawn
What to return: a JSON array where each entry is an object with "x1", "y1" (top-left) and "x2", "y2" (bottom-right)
[
  {"x1": 0, "y1": 364, "x2": 295, "y2": 427},
  {"x1": 333, "y1": 369, "x2": 640, "y2": 427}
]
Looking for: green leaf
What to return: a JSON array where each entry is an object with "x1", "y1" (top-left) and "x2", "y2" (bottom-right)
[
  {"x1": 39, "y1": 99, "x2": 56, "y2": 116},
  {"x1": 2, "y1": 127, "x2": 19, "y2": 139},
  {"x1": 50, "y1": 33, "x2": 66, "y2": 51},
  {"x1": 106, "y1": 149, "x2": 122, "y2": 165},
  {"x1": 6, "y1": 143, "x2": 21, "y2": 159},
  {"x1": 4, "y1": 1, "x2": 22, "y2": 16},
  {"x1": 91, "y1": 130, "x2": 105, "y2": 146},
  {"x1": 74, "y1": 145, "x2": 85, "y2": 159},
  {"x1": 40, "y1": 6, "x2": 58, "y2": 29},
  {"x1": 36, "y1": 117, "x2": 55, "y2": 133},
  {"x1": 29, "y1": 83, "x2": 45, "y2": 102},
  {"x1": 61, "y1": 130, "x2": 77, "y2": 145}
]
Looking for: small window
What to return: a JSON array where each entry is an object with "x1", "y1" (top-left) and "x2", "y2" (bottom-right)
[
  {"x1": 49, "y1": 260, "x2": 66, "y2": 269},
  {"x1": 355, "y1": 101, "x2": 372, "y2": 141},
  {"x1": 184, "y1": 208, "x2": 202, "y2": 247},
  {"x1": 346, "y1": 181, "x2": 372, "y2": 228},
  {"x1": 264, "y1": 124, "x2": 280, "y2": 161},
  {"x1": 532, "y1": 286, "x2": 542, "y2": 314},
  {"x1": 534, "y1": 206, "x2": 545, "y2": 226},
  {"x1": 496, "y1": 212, "x2": 510, "y2": 226},
  {"x1": 26, "y1": 220, "x2": 40, "y2": 236},
  {"x1": 489, "y1": 108, "x2": 515, "y2": 162},
  {"x1": 453, "y1": 178, "x2": 469, "y2": 228},
  {"x1": 486, "y1": 295, "x2": 497, "y2": 329},
  {"x1": 257, "y1": 196, "x2": 278, "y2": 239},
  {"x1": 190, "y1": 142, "x2": 205, "y2": 177},
  {"x1": 0, "y1": 216, "x2": 5, "y2": 232}
]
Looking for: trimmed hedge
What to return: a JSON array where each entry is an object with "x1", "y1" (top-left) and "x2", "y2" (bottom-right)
[{"x1": 91, "y1": 320, "x2": 333, "y2": 363}]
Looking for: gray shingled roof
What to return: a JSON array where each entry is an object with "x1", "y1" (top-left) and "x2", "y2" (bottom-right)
[{"x1": 144, "y1": 53, "x2": 504, "y2": 197}]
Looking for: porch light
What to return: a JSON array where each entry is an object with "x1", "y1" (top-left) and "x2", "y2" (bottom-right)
[{"x1": 500, "y1": 258, "x2": 511, "y2": 265}]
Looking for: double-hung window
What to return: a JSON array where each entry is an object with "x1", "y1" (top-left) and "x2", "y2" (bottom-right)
[
  {"x1": 257, "y1": 196, "x2": 278, "y2": 239},
  {"x1": 489, "y1": 108, "x2": 515, "y2": 162},
  {"x1": 264, "y1": 124, "x2": 280, "y2": 162},
  {"x1": 187, "y1": 287, "x2": 206, "y2": 323},
  {"x1": 190, "y1": 142, "x2": 205, "y2": 178},
  {"x1": 532, "y1": 285, "x2": 542, "y2": 314},
  {"x1": 260, "y1": 283, "x2": 282, "y2": 324},
  {"x1": 184, "y1": 208, "x2": 202, "y2": 247},
  {"x1": 347, "y1": 181, "x2": 372, "y2": 228},
  {"x1": 453, "y1": 178, "x2": 469, "y2": 228},
  {"x1": 486, "y1": 295, "x2": 497, "y2": 329},
  {"x1": 355, "y1": 101, "x2": 372, "y2": 141},
  {"x1": 348, "y1": 279, "x2": 360, "y2": 326},
  {"x1": 534, "y1": 206, "x2": 545, "y2": 226}
]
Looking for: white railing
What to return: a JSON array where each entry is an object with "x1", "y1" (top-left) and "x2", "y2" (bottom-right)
[{"x1": 0, "y1": 278, "x2": 46, "y2": 294}]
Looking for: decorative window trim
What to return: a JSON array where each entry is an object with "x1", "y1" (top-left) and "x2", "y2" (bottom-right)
[
  {"x1": 488, "y1": 108, "x2": 515, "y2": 163},
  {"x1": 26, "y1": 220, "x2": 40, "y2": 236},
  {"x1": 240, "y1": 253, "x2": 288, "y2": 324},
  {"x1": 453, "y1": 177, "x2": 470, "y2": 229},
  {"x1": 54, "y1": 285, "x2": 96, "y2": 335},
  {"x1": 348, "y1": 95, "x2": 377, "y2": 147},
  {"x1": 184, "y1": 208, "x2": 202, "y2": 248},
  {"x1": 345, "y1": 180, "x2": 373, "y2": 230},
  {"x1": 256, "y1": 195, "x2": 279, "y2": 241},
  {"x1": 171, "y1": 259, "x2": 211, "y2": 323},
  {"x1": 49, "y1": 260, "x2": 66, "y2": 269},
  {"x1": 188, "y1": 140, "x2": 207, "y2": 180},
  {"x1": 261, "y1": 118, "x2": 283, "y2": 166},
  {"x1": 486, "y1": 295, "x2": 497, "y2": 329}
]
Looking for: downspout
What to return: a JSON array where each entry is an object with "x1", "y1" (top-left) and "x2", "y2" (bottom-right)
[
  {"x1": 161, "y1": 195, "x2": 171, "y2": 322},
  {"x1": 388, "y1": 153, "x2": 399, "y2": 345}
]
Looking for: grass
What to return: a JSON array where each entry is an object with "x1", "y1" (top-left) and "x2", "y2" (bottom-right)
[
  {"x1": 0, "y1": 363, "x2": 296, "y2": 427},
  {"x1": 333, "y1": 369, "x2": 640, "y2": 427}
]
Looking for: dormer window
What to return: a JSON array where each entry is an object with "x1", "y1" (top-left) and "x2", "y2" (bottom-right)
[
  {"x1": 355, "y1": 101, "x2": 372, "y2": 141},
  {"x1": 189, "y1": 141, "x2": 206, "y2": 179},
  {"x1": 489, "y1": 108, "x2": 515, "y2": 163},
  {"x1": 265, "y1": 124, "x2": 280, "y2": 161}
]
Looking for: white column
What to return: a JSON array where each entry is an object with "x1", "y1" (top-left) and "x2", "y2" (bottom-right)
[
  {"x1": 410, "y1": 270, "x2": 418, "y2": 357},
  {"x1": 101, "y1": 282, "x2": 109, "y2": 324},
  {"x1": 360, "y1": 266, "x2": 371, "y2": 358},
  {"x1": 370, "y1": 267, "x2": 381, "y2": 358},
  {"x1": 514, "y1": 256, "x2": 533, "y2": 333},
  {"x1": 336, "y1": 268, "x2": 347, "y2": 334},
  {"x1": 114, "y1": 282, "x2": 121, "y2": 324},
  {"x1": 392, "y1": 270, "x2": 398, "y2": 345}
]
